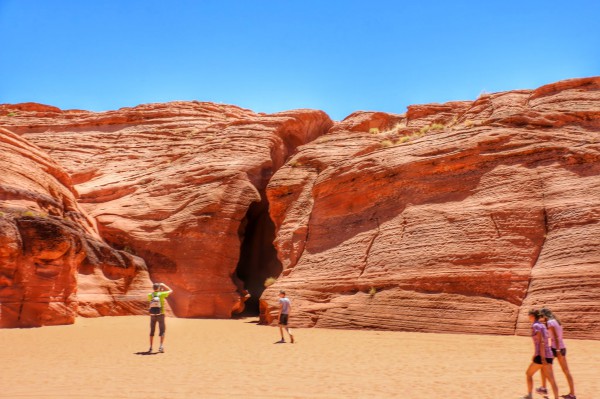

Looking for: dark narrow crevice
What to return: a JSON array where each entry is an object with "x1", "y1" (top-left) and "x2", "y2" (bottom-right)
[
  {"x1": 233, "y1": 192, "x2": 282, "y2": 316},
  {"x1": 513, "y1": 175, "x2": 548, "y2": 334},
  {"x1": 513, "y1": 206, "x2": 548, "y2": 334},
  {"x1": 358, "y1": 218, "x2": 380, "y2": 278}
]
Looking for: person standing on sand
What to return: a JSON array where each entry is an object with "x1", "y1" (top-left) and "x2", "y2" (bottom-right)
[
  {"x1": 521, "y1": 309, "x2": 559, "y2": 399},
  {"x1": 148, "y1": 282, "x2": 173, "y2": 353},
  {"x1": 536, "y1": 308, "x2": 576, "y2": 399},
  {"x1": 277, "y1": 290, "x2": 294, "y2": 344}
]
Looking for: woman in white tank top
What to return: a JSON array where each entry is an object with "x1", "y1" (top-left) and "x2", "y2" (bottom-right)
[{"x1": 537, "y1": 308, "x2": 576, "y2": 399}]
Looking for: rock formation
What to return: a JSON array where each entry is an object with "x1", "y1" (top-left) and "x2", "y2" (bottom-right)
[
  {"x1": 0, "y1": 127, "x2": 150, "y2": 327},
  {"x1": 0, "y1": 102, "x2": 333, "y2": 319},
  {"x1": 2, "y1": 77, "x2": 599, "y2": 338},
  {"x1": 262, "y1": 77, "x2": 600, "y2": 339}
]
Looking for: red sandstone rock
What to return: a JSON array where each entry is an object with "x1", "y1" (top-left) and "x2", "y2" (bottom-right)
[
  {"x1": 0, "y1": 128, "x2": 151, "y2": 327},
  {"x1": 1, "y1": 102, "x2": 333, "y2": 319},
  {"x1": 262, "y1": 77, "x2": 600, "y2": 339},
  {"x1": 2, "y1": 78, "x2": 599, "y2": 337}
]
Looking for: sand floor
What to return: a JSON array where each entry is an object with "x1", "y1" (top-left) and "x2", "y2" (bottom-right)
[{"x1": 0, "y1": 316, "x2": 598, "y2": 399}]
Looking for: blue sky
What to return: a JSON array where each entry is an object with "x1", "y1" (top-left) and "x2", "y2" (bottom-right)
[{"x1": 1, "y1": 1, "x2": 598, "y2": 120}]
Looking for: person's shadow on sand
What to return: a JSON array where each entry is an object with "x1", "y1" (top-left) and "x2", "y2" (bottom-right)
[{"x1": 134, "y1": 351, "x2": 159, "y2": 355}]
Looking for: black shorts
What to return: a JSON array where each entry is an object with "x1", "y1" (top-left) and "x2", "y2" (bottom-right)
[
  {"x1": 551, "y1": 348, "x2": 567, "y2": 357},
  {"x1": 533, "y1": 355, "x2": 553, "y2": 365},
  {"x1": 279, "y1": 314, "x2": 289, "y2": 326}
]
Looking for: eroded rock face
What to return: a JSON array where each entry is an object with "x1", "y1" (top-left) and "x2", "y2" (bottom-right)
[
  {"x1": 1, "y1": 102, "x2": 333, "y2": 318},
  {"x1": 0, "y1": 128, "x2": 151, "y2": 327},
  {"x1": 2, "y1": 78, "x2": 599, "y2": 336},
  {"x1": 262, "y1": 77, "x2": 600, "y2": 339}
]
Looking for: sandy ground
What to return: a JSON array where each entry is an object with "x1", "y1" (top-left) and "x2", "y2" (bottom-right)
[{"x1": 0, "y1": 316, "x2": 598, "y2": 399}]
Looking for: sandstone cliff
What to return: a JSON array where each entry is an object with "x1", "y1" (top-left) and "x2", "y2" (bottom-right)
[
  {"x1": 1, "y1": 78, "x2": 599, "y2": 338},
  {"x1": 262, "y1": 77, "x2": 600, "y2": 339},
  {"x1": 0, "y1": 127, "x2": 151, "y2": 327},
  {"x1": 0, "y1": 102, "x2": 333, "y2": 319}
]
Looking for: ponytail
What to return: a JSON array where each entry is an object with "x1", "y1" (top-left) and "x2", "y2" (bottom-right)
[{"x1": 540, "y1": 307, "x2": 561, "y2": 325}]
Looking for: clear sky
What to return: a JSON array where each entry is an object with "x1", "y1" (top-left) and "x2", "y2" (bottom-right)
[{"x1": 1, "y1": 1, "x2": 599, "y2": 121}]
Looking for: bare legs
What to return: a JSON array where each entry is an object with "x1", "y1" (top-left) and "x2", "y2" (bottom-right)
[
  {"x1": 149, "y1": 335, "x2": 165, "y2": 348},
  {"x1": 278, "y1": 325, "x2": 294, "y2": 343},
  {"x1": 557, "y1": 353, "x2": 575, "y2": 396},
  {"x1": 541, "y1": 352, "x2": 575, "y2": 396},
  {"x1": 542, "y1": 363, "x2": 559, "y2": 399},
  {"x1": 526, "y1": 362, "x2": 558, "y2": 399},
  {"x1": 526, "y1": 362, "x2": 541, "y2": 397}
]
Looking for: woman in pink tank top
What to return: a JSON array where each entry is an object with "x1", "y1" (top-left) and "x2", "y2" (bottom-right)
[{"x1": 536, "y1": 308, "x2": 576, "y2": 399}]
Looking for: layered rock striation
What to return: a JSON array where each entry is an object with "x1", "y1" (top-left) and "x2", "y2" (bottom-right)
[
  {"x1": 0, "y1": 127, "x2": 150, "y2": 327},
  {"x1": 1, "y1": 102, "x2": 333, "y2": 318},
  {"x1": 262, "y1": 77, "x2": 600, "y2": 339},
  {"x1": 2, "y1": 77, "x2": 599, "y2": 338}
]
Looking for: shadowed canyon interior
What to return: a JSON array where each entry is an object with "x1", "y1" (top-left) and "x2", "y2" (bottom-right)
[{"x1": 234, "y1": 195, "x2": 282, "y2": 315}]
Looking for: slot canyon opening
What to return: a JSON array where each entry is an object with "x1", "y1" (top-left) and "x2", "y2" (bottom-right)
[{"x1": 233, "y1": 195, "x2": 282, "y2": 316}]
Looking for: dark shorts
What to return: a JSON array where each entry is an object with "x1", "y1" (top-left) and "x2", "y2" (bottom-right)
[
  {"x1": 533, "y1": 355, "x2": 553, "y2": 365},
  {"x1": 150, "y1": 314, "x2": 166, "y2": 336},
  {"x1": 149, "y1": 306, "x2": 161, "y2": 315},
  {"x1": 279, "y1": 314, "x2": 289, "y2": 326},
  {"x1": 551, "y1": 347, "x2": 567, "y2": 357}
]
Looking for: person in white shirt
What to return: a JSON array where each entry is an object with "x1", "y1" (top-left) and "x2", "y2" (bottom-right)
[{"x1": 276, "y1": 290, "x2": 294, "y2": 344}]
